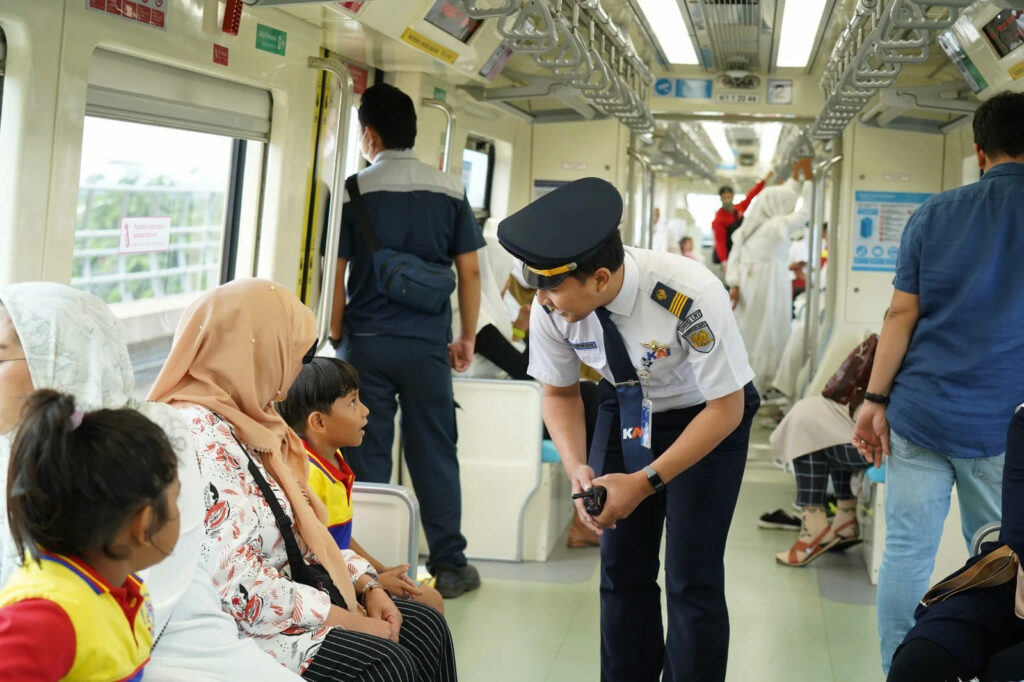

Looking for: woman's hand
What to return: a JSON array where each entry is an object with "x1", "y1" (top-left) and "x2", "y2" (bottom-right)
[
  {"x1": 377, "y1": 564, "x2": 423, "y2": 600},
  {"x1": 326, "y1": 605, "x2": 393, "y2": 641},
  {"x1": 590, "y1": 472, "x2": 652, "y2": 528},
  {"x1": 729, "y1": 286, "x2": 740, "y2": 310},
  {"x1": 853, "y1": 402, "x2": 890, "y2": 468},
  {"x1": 569, "y1": 463, "x2": 603, "y2": 536},
  {"x1": 365, "y1": 586, "x2": 402, "y2": 642}
]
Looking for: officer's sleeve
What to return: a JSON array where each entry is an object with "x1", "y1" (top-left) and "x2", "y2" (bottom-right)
[
  {"x1": 678, "y1": 282, "x2": 755, "y2": 401},
  {"x1": 892, "y1": 207, "x2": 924, "y2": 295},
  {"x1": 451, "y1": 193, "x2": 486, "y2": 255},
  {"x1": 525, "y1": 300, "x2": 581, "y2": 387}
]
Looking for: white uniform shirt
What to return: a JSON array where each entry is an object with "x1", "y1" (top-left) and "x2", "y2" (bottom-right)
[{"x1": 528, "y1": 247, "x2": 754, "y2": 411}]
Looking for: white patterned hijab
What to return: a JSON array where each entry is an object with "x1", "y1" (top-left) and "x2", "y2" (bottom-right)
[
  {"x1": 0, "y1": 284, "x2": 203, "y2": 621},
  {"x1": 0, "y1": 283, "x2": 133, "y2": 585},
  {"x1": 0, "y1": 282, "x2": 134, "y2": 411}
]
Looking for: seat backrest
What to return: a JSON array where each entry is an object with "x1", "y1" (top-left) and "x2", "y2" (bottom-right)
[
  {"x1": 453, "y1": 378, "x2": 544, "y2": 561},
  {"x1": 351, "y1": 482, "x2": 419, "y2": 575}
]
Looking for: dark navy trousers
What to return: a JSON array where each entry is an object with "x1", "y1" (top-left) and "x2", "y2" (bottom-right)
[
  {"x1": 594, "y1": 381, "x2": 758, "y2": 682},
  {"x1": 339, "y1": 335, "x2": 467, "y2": 571}
]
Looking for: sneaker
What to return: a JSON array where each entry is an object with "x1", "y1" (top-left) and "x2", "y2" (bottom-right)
[
  {"x1": 432, "y1": 563, "x2": 481, "y2": 599},
  {"x1": 758, "y1": 509, "x2": 801, "y2": 530}
]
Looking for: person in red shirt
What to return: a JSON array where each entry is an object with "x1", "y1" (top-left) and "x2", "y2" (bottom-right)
[{"x1": 712, "y1": 170, "x2": 773, "y2": 264}]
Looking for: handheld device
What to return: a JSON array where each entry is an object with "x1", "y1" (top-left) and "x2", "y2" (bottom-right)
[{"x1": 571, "y1": 486, "x2": 607, "y2": 516}]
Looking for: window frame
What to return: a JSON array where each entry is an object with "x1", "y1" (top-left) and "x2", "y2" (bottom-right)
[{"x1": 464, "y1": 134, "x2": 495, "y2": 222}]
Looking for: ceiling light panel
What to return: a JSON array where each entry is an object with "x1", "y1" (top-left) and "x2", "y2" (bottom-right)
[
  {"x1": 635, "y1": 0, "x2": 699, "y2": 65},
  {"x1": 702, "y1": 121, "x2": 734, "y2": 165},
  {"x1": 775, "y1": 0, "x2": 828, "y2": 68}
]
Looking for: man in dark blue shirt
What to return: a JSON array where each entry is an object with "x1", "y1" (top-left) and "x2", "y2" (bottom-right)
[
  {"x1": 329, "y1": 83, "x2": 485, "y2": 598},
  {"x1": 854, "y1": 92, "x2": 1024, "y2": 673}
]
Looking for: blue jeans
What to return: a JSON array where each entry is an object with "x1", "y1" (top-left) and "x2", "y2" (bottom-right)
[{"x1": 877, "y1": 429, "x2": 1004, "y2": 674}]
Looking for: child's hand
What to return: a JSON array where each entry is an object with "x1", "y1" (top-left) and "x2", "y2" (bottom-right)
[{"x1": 378, "y1": 564, "x2": 423, "y2": 599}]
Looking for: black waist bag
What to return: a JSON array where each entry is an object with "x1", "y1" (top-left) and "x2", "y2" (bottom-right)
[
  {"x1": 237, "y1": 436, "x2": 348, "y2": 609},
  {"x1": 345, "y1": 174, "x2": 456, "y2": 314}
]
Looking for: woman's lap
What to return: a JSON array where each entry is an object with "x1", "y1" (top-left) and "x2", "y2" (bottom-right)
[{"x1": 302, "y1": 600, "x2": 455, "y2": 682}]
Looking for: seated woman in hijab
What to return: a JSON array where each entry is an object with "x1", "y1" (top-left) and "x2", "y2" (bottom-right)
[
  {"x1": 725, "y1": 161, "x2": 813, "y2": 392},
  {"x1": 149, "y1": 278, "x2": 456, "y2": 681},
  {"x1": 0, "y1": 282, "x2": 300, "y2": 681}
]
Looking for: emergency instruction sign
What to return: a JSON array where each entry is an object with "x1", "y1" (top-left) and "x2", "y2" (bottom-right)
[
  {"x1": 851, "y1": 191, "x2": 930, "y2": 272},
  {"x1": 120, "y1": 216, "x2": 171, "y2": 255}
]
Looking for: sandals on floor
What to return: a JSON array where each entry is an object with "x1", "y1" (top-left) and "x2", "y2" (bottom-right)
[
  {"x1": 776, "y1": 526, "x2": 835, "y2": 567},
  {"x1": 826, "y1": 517, "x2": 862, "y2": 553}
]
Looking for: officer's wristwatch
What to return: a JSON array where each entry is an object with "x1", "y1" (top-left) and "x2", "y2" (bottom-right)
[
  {"x1": 864, "y1": 392, "x2": 889, "y2": 406},
  {"x1": 643, "y1": 465, "x2": 666, "y2": 493}
]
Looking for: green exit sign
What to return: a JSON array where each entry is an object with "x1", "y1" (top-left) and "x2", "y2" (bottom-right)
[{"x1": 255, "y1": 24, "x2": 287, "y2": 56}]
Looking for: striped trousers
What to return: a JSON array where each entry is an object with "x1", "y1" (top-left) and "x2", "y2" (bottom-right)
[{"x1": 302, "y1": 599, "x2": 456, "y2": 682}]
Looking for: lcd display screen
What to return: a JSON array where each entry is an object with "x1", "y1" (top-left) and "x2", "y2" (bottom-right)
[
  {"x1": 424, "y1": 0, "x2": 482, "y2": 44},
  {"x1": 983, "y1": 9, "x2": 1024, "y2": 59}
]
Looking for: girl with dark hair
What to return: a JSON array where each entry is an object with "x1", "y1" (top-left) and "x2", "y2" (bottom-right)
[{"x1": 0, "y1": 390, "x2": 180, "y2": 681}]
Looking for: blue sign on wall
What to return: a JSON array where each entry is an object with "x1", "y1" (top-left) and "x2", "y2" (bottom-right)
[
  {"x1": 653, "y1": 78, "x2": 713, "y2": 100},
  {"x1": 851, "y1": 191, "x2": 931, "y2": 272}
]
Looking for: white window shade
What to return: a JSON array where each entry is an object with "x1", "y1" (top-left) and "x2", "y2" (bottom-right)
[{"x1": 86, "y1": 49, "x2": 271, "y2": 141}]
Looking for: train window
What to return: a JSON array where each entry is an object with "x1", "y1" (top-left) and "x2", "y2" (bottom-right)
[
  {"x1": 77, "y1": 50, "x2": 271, "y2": 394},
  {"x1": 462, "y1": 136, "x2": 494, "y2": 220},
  {"x1": 74, "y1": 116, "x2": 236, "y2": 304}
]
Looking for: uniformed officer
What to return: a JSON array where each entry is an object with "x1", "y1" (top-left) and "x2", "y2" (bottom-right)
[{"x1": 497, "y1": 177, "x2": 759, "y2": 682}]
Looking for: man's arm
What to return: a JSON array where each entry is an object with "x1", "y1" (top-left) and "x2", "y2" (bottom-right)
[
  {"x1": 450, "y1": 250, "x2": 481, "y2": 372},
  {"x1": 853, "y1": 290, "x2": 920, "y2": 465},
  {"x1": 542, "y1": 382, "x2": 602, "y2": 533},
  {"x1": 329, "y1": 258, "x2": 348, "y2": 341}
]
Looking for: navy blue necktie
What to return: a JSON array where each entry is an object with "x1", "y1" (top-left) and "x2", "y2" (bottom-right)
[{"x1": 594, "y1": 307, "x2": 652, "y2": 472}]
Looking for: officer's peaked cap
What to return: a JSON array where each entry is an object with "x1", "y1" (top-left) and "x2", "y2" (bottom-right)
[{"x1": 497, "y1": 177, "x2": 623, "y2": 289}]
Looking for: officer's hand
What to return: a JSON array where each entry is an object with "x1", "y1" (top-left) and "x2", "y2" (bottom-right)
[
  {"x1": 729, "y1": 286, "x2": 740, "y2": 309},
  {"x1": 449, "y1": 337, "x2": 475, "y2": 372},
  {"x1": 852, "y1": 402, "x2": 889, "y2": 468},
  {"x1": 569, "y1": 464, "x2": 604, "y2": 535},
  {"x1": 590, "y1": 472, "x2": 651, "y2": 527}
]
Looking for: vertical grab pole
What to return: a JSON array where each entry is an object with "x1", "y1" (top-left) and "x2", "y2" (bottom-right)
[
  {"x1": 624, "y1": 144, "x2": 639, "y2": 246},
  {"x1": 422, "y1": 99, "x2": 457, "y2": 174},
  {"x1": 308, "y1": 57, "x2": 355, "y2": 350},
  {"x1": 803, "y1": 154, "x2": 843, "y2": 386}
]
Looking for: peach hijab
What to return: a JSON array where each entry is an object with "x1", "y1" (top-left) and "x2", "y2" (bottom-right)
[{"x1": 148, "y1": 278, "x2": 358, "y2": 612}]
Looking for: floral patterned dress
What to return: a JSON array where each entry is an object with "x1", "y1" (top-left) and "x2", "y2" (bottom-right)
[{"x1": 179, "y1": 405, "x2": 375, "y2": 673}]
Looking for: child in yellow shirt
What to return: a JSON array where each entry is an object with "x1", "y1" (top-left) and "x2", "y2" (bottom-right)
[
  {"x1": 279, "y1": 357, "x2": 444, "y2": 614},
  {"x1": 0, "y1": 390, "x2": 180, "y2": 681}
]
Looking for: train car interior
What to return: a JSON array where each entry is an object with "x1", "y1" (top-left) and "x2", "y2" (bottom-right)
[{"x1": 2, "y1": 0, "x2": 1024, "y2": 680}]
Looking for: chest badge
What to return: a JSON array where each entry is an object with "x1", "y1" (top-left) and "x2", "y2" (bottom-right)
[{"x1": 640, "y1": 339, "x2": 671, "y2": 366}]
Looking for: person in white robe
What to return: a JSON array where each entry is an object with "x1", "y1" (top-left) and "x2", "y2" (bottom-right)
[{"x1": 725, "y1": 165, "x2": 813, "y2": 392}]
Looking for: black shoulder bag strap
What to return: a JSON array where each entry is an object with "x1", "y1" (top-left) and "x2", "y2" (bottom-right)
[
  {"x1": 344, "y1": 174, "x2": 382, "y2": 253},
  {"x1": 230, "y1": 433, "x2": 348, "y2": 608}
]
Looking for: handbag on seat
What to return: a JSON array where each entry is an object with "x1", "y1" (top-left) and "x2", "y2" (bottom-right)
[{"x1": 821, "y1": 333, "x2": 879, "y2": 418}]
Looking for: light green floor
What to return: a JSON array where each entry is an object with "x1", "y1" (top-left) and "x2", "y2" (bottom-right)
[{"x1": 443, "y1": 421, "x2": 886, "y2": 682}]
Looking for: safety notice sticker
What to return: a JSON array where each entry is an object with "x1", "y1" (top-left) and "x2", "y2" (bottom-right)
[
  {"x1": 87, "y1": 0, "x2": 167, "y2": 30},
  {"x1": 851, "y1": 191, "x2": 931, "y2": 272}
]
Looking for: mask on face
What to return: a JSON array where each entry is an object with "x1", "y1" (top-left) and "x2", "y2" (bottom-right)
[{"x1": 359, "y1": 129, "x2": 375, "y2": 164}]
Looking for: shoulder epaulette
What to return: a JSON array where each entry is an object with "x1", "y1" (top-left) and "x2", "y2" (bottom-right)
[{"x1": 651, "y1": 281, "x2": 693, "y2": 320}]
